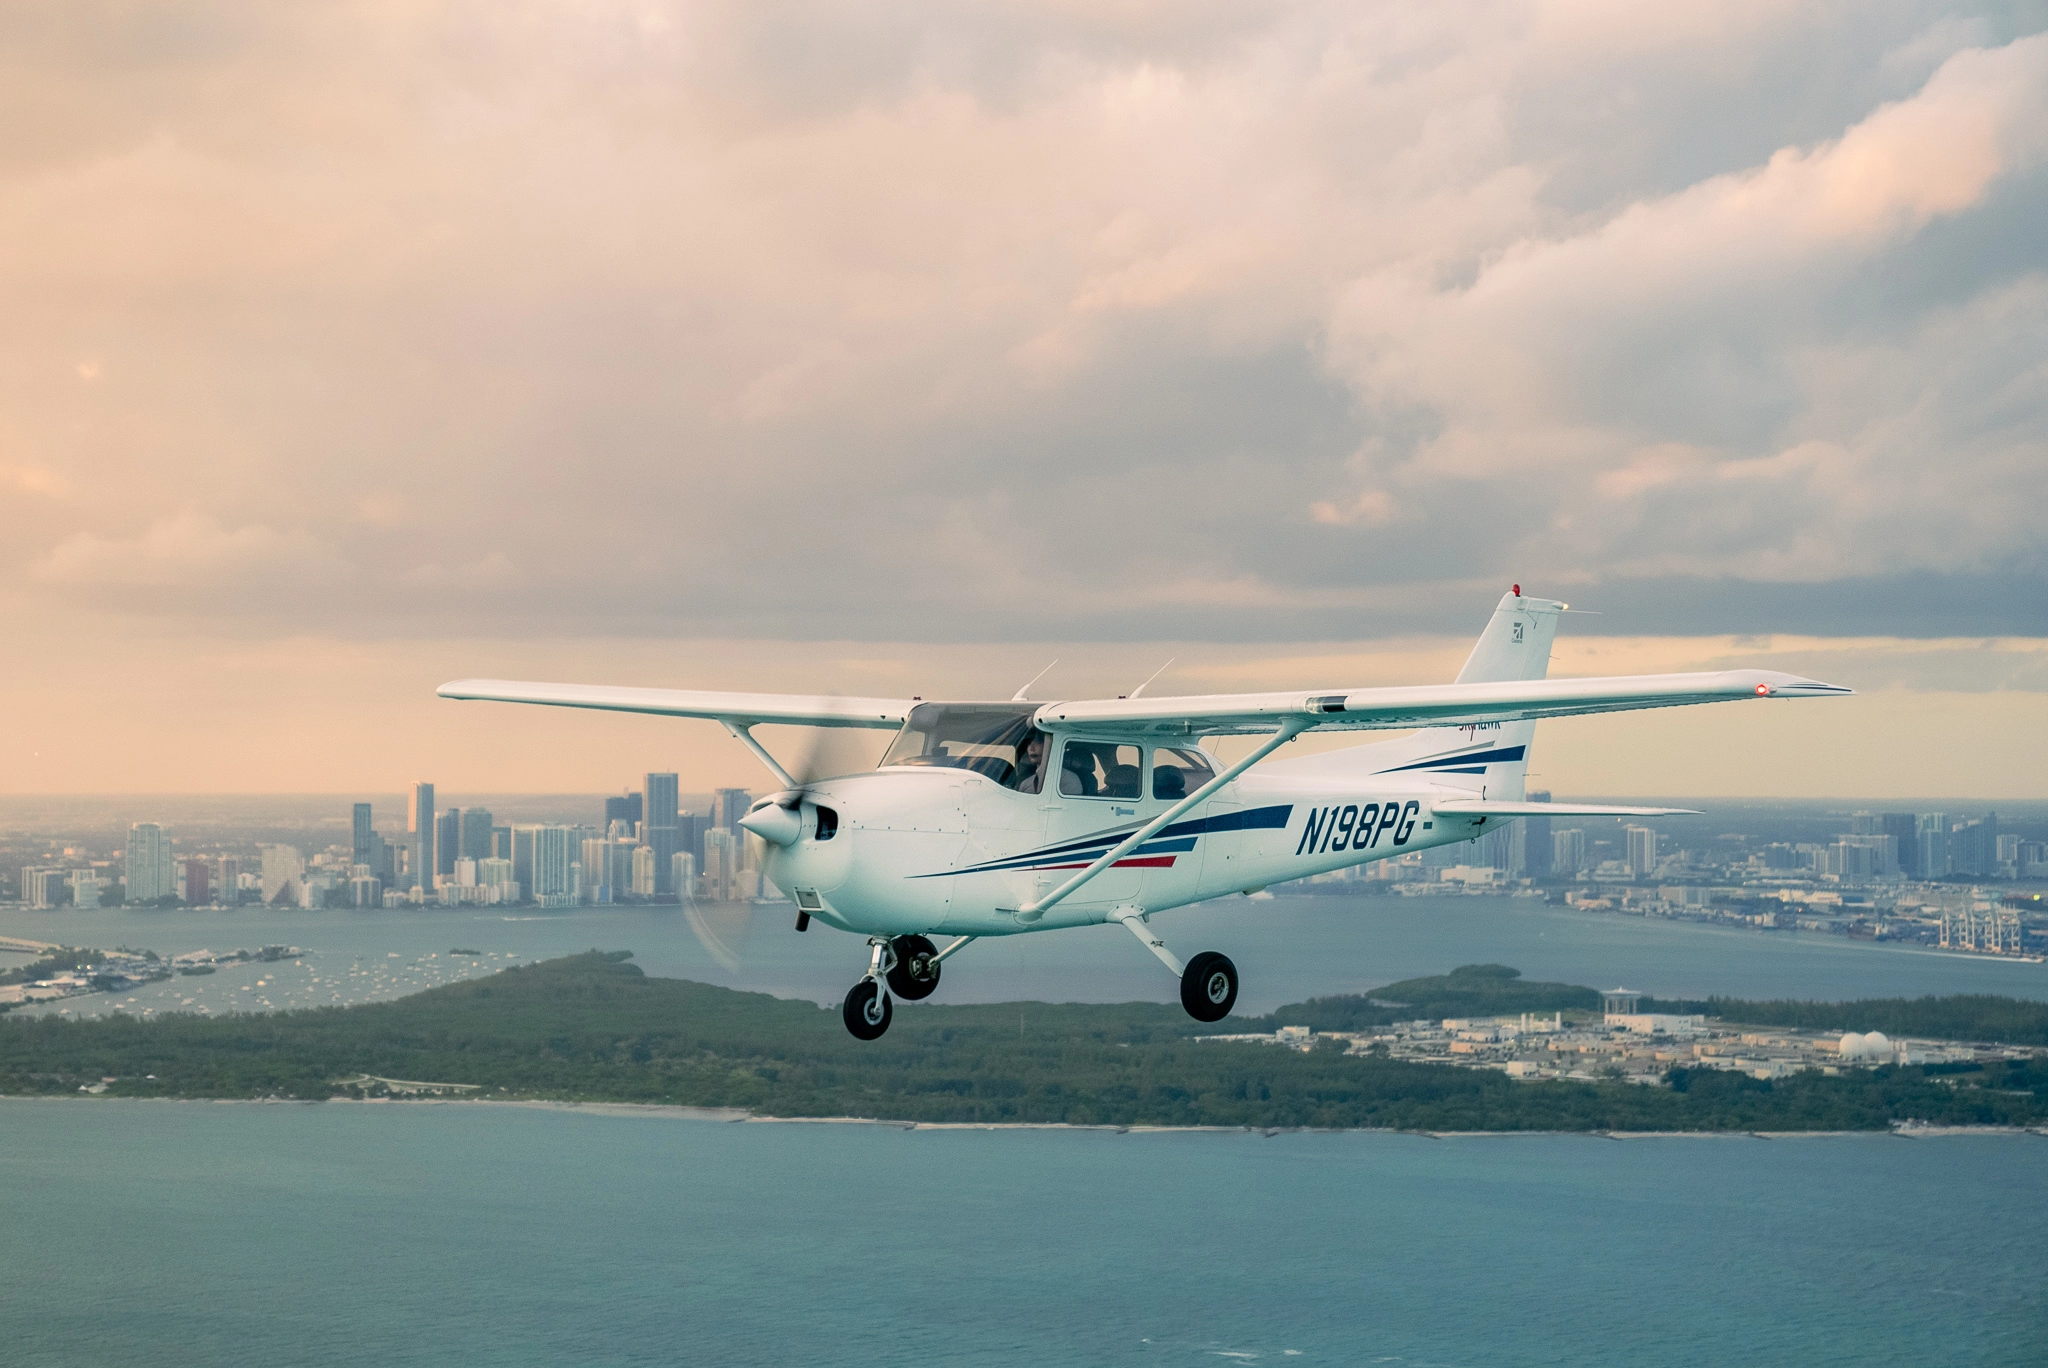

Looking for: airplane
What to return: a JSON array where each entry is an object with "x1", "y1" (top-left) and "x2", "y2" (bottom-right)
[{"x1": 439, "y1": 588, "x2": 1850, "y2": 1039}]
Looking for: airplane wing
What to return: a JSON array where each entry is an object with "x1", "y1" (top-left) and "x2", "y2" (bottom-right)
[
  {"x1": 1033, "y1": 669, "x2": 1850, "y2": 736},
  {"x1": 436, "y1": 679, "x2": 913, "y2": 730}
]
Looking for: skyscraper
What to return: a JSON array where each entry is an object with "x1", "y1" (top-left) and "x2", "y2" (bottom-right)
[
  {"x1": 1918, "y1": 813, "x2": 1949, "y2": 879},
  {"x1": 604, "y1": 791, "x2": 644, "y2": 834},
  {"x1": 1880, "y1": 813, "x2": 1919, "y2": 877},
  {"x1": 1522, "y1": 791, "x2": 1553, "y2": 879},
  {"x1": 1625, "y1": 825, "x2": 1658, "y2": 878},
  {"x1": 532, "y1": 826, "x2": 575, "y2": 906},
  {"x1": 125, "y1": 823, "x2": 172, "y2": 904},
  {"x1": 182, "y1": 858, "x2": 210, "y2": 907},
  {"x1": 409, "y1": 782, "x2": 435, "y2": 892},
  {"x1": 460, "y1": 807, "x2": 495, "y2": 863},
  {"x1": 711, "y1": 788, "x2": 752, "y2": 845},
  {"x1": 1553, "y1": 828, "x2": 1586, "y2": 877},
  {"x1": 435, "y1": 808, "x2": 461, "y2": 879},
  {"x1": 512, "y1": 826, "x2": 537, "y2": 900},
  {"x1": 643, "y1": 772, "x2": 680, "y2": 895},
  {"x1": 352, "y1": 803, "x2": 375, "y2": 868}
]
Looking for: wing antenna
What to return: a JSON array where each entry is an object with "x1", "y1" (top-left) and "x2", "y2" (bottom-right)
[
  {"x1": 1011, "y1": 659, "x2": 1059, "y2": 702},
  {"x1": 1128, "y1": 657, "x2": 1176, "y2": 699}
]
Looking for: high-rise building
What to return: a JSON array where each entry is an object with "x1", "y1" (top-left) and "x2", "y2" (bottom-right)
[
  {"x1": 532, "y1": 827, "x2": 576, "y2": 906},
  {"x1": 352, "y1": 803, "x2": 375, "y2": 867},
  {"x1": 409, "y1": 782, "x2": 436, "y2": 892},
  {"x1": 216, "y1": 855, "x2": 242, "y2": 906},
  {"x1": 1625, "y1": 826, "x2": 1658, "y2": 878},
  {"x1": 1486, "y1": 821, "x2": 1525, "y2": 876},
  {"x1": 643, "y1": 772, "x2": 680, "y2": 895},
  {"x1": 1951, "y1": 815, "x2": 1998, "y2": 878},
  {"x1": 435, "y1": 808, "x2": 462, "y2": 880},
  {"x1": 672, "y1": 852, "x2": 696, "y2": 900},
  {"x1": 1553, "y1": 828, "x2": 1587, "y2": 877},
  {"x1": 1521, "y1": 792, "x2": 1553, "y2": 879},
  {"x1": 1918, "y1": 813, "x2": 1949, "y2": 879},
  {"x1": 70, "y1": 869, "x2": 102, "y2": 909},
  {"x1": 125, "y1": 823, "x2": 173, "y2": 904},
  {"x1": 680, "y1": 811, "x2": 708, "y2": 865},
  {"x1": 477, "y1": 857, "x2": 517, "y2": 898},
  {"x1": 1880, "y1": 814, "x2": 1918, "y2": 877},
  {"x1": 631, "y1": 844, "x2": 659, "y2": 897},
  {"x1": 21, "y1": 867, "x2": 65, "y2": 909},
  {"x1": 512, "y1": 826, "x2": 537, "y2": 899},
  {"x1": 604, "y1": 791, "x2": 644, "y2": 834},
  {"x1": 711, "y1": 789, "x2": 752, "y2": 849},
  {"x1": 261, "y1": 844, "x2": 304, "y2": 904},
  {"x1": 581, "y1": 837, "x2": 616, "y2": 903},
  {"x1": 182, "y1": 858, "x2": 211, "y2": 907},
  {"x1": 349, "y1": 875, "x2": 382, "y2": 907},
  {"x1": 703, "y1": 828, "x2": 738, "y2": 900},
  {"x1": 460, "y1": 808, "x2": 494, "y2": 864},
  {"x1": 490, "y1": 825, "x2": 512, "y2": 860}
]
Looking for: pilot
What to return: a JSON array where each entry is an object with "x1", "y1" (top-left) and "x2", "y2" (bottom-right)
[{"x1": 1013, "y1": 731, "x2": 1049, "y2": 793}]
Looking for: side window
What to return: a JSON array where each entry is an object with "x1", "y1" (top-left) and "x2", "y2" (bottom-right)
[
  {"x1": 1058, "y1": 741, "x2": 1142, "y2": 799},
  {"x1": 1150, "y1": 746, "x2": 1216, "y2": 801}
]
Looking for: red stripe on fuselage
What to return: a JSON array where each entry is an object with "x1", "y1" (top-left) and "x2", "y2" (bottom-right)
[{"x1": 1028, "y1": 856, "x2": 1178, "y2": 871}]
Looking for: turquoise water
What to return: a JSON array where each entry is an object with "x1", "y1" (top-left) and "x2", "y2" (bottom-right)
[
  {"x1": 1, "y1": 1100, "x2": 2041, "y2": 1366},
  {"x1": 6, "y1": 892, "x2": 2045, "y2": 1022}
]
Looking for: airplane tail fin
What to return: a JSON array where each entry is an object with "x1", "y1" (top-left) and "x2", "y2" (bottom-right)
[{"x1": 1263, "y1": 588, "x2": 1565, "y2": 799}]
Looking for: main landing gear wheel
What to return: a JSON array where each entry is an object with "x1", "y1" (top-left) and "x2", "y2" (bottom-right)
[
  {"x1": 886, "y1": 935, "x2": 941, "y2": 1000},
  {"x1": 1180, "y1": 951, "x2": 1238, "y2": 1023},
  {"x1": 843, "y1": 979, "x2": 893, "y2": 1040}
]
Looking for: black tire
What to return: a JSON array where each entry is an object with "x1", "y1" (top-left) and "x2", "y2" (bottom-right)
[
  {"x1": 842, "y1": 979, "x2": 892, "y2": 1039},
  {"x1": 886, "y1": 935, "x2": 941, "y2": 1000},
  {"x1": 1180, "y1": 951, "x2": 1238, "y2": 1023}
]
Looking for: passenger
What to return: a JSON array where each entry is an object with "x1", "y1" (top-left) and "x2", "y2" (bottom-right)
[
  {"x1": 1152, "y1": 765, "x2": 1186, "y2": 801},
  {"x1": 1059, "y1": 744, "x2": 1099, "y2": 796},
  {"x1": 1103, "y1": 763, "x2": 1141, "y2": 799},
  {"x1": 1013, "y1": 731, "x2": 1049, "y2": 793}
]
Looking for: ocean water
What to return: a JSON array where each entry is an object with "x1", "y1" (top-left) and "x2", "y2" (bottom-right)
[
  {"x1": 4, "y1": 892, "x2": 2043, "y2": 1023},
  {"x1": 0, "y1": 1100, "x2": 2041, "y2": 1367}
]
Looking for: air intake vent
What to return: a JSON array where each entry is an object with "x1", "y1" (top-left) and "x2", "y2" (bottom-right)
[
  {"x1": 813, "y1": 806, "x2": 839, "y2": 841},
  {"x1": 795, "y1": 889, "x2": 823, "y2": 911}
]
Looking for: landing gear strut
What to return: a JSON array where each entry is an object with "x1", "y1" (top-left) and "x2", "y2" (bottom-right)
[
  {"x1": 841, "y1": 934, "x2": 964, "y2": 1038},
  {"x1": 1112, "y1": 909, "x2": 1239, "y2": 1024},
  {"x1": 842, "y1": 939, "x2": 895, "y2": 1040}
]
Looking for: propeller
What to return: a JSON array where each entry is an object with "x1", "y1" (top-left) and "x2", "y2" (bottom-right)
[{"x1": 689, "y1": 714, "x2": 887, "y2": 974}]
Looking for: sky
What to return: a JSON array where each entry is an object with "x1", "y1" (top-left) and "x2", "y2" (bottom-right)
[{"x1": 2, "y1": 1, "x2": 2044, "y2": 797}]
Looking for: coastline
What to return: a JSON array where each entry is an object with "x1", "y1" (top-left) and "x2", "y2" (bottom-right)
[{"x1": 9, "y1": 1094, "x2": 2046, "y2": 1138}]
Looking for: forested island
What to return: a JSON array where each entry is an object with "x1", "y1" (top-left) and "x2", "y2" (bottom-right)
[{"x1": 1, "y1": 952, "x2": 2043, "y2": 1131}]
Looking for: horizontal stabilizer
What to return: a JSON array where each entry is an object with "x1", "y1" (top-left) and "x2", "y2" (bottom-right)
[{"x1": 1431, "y1": 801, "x2": 1701, "y2": 817}]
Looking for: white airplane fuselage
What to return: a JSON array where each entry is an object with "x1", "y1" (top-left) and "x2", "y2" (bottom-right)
[{"x1": 759, "y1": 762, "x2": 1491, "y2": 939}]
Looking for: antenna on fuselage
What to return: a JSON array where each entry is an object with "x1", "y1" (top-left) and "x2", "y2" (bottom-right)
[
  {"x1": 1128, "y1": 658, "x2": 1176, "y2": 699},
  {"x1": 1011, "y1": 659, "x2": 1059, "y2": 702}
]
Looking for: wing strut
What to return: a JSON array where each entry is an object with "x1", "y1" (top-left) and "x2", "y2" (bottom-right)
[
  {"x1": 721, "y1": 722, "x2": 797, "y2": 790},
  {"x1": 1017, "y1": 717, "x2": 1311, "y2": 922}
]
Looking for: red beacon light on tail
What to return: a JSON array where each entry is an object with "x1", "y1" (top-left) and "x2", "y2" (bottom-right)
[{"x1": 1512, "y1": 584, "x2": 1521, "y2": 598}]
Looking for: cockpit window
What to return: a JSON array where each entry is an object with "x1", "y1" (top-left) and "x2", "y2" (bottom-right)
[
  {"x1": 1150, "y1": 746, "x2": 1216, "y2": 801},
  {"x1": 879, "y1": 704, "x2": 1042, "y2": 786}
]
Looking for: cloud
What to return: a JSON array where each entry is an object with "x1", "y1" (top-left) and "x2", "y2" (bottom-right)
[
  {"x1": 30, "y1": 513, "x2": 353, "y2": 595},
  {"x1": 0, "y1": 4, "x2": 2042, "y2": 644}
]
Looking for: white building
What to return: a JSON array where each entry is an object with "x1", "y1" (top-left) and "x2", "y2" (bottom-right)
[
  {"x1": 1625, "y1": 825, "x2": 1658, "y2": 878},
  {"x1": 671, "y1": 852, "x2": 696, "y2": 900},
  {"x1": 262, "y1": 844, "x2": 305, "y2": 904},
  {"x1": 1553, "y1": 828, "x2": 1586, "y2": 877},
  {"x1": 532, "y1": 827, "x2": 576, "y2": 907},
  {"x1": 126, "y1": 823, "x2": 175, "y2": 903}
]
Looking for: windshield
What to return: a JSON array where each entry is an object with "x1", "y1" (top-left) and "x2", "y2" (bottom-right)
[{"x1": 880, "y1": 704, "x2": 1042, "y2": 786}]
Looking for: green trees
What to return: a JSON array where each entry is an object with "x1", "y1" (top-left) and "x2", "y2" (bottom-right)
[{"x1": 2, "y1": 952, "x2": 2043, "y2": 1131}]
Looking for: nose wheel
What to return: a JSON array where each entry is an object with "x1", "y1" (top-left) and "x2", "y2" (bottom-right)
[
  {"x1": 841, "y1": 935, "x2": 957, "y2": 1039},
  {"x1": 842, "y1": 978, "x2": 892, "y2": 1040}
]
